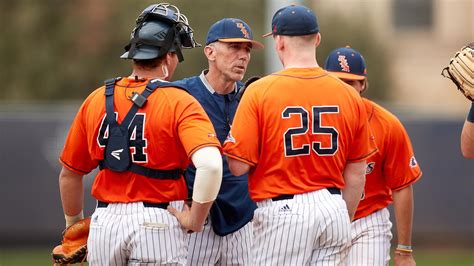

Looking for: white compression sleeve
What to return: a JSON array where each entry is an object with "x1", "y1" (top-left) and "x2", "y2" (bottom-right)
[{"x1": 191, "y1": 146, "x2": 223, "y2": 203}]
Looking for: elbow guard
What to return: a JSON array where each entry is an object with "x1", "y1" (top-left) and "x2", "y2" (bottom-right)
[{"x1": 191, "y1": 146, "x2": 223, "y2": 203}]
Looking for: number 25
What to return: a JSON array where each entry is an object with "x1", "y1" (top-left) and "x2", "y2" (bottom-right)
[{"x1": 282, "y1": 106, "x2": 339, "y2": 157}]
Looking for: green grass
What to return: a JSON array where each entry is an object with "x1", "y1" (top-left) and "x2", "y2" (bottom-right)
[
  {"x1": 0, "y1": 248, "x2": 89, "y2": 266},
  {"x1": 0, "y1": 248, "x2": 76, "y2": 266},
  {"x1": 0, "y1": 247, "x2": 472, "y2": 266},
  {"x1": 393, "y1": 249, "x2": 474, "y2": 266}
]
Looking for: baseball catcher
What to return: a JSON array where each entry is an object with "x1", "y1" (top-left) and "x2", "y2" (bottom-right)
[
  {"x1": 441, "y1": 43, "x2": 474, "y2": 101},
  {"x1": 51, "y1": 217, "x2": 90, "y2": 265}
]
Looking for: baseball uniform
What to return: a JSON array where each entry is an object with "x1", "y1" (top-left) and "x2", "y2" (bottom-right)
[
  {"x1": 324, "y1": 45, "x2": 423, "y2": 266},
  {"x1": 60, "y1": 77, "x2": 220, "y2": 265},
  {"x1": 347, "y1": 98, "x2": 422, "y2": 266},
  {"x1": 224, "y1": 67, "x2": 377, "y2": 265},
  {"x1": 175, "y1": 72, "x2": 256, "y2": 265}
]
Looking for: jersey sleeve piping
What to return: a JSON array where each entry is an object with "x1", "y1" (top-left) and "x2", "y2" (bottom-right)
[
  {"x1": 223, "y1": 152, "x2": 256, "y2": 167},
  {"x1": 188, "y1": 143, "x2": 222, "y2": 159},
  {"x1": 59, "y1": 158, "x2": 90, "y2": 175},
  {"x1": 347, "y1": 147, "x2": 378, "y2": 162},
  {"x1": 390, "y1": 171, "x2": 423, "y2": 191}
]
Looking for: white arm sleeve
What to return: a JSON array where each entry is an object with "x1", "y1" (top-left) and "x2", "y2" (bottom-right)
[{"x1": 191, "y1": 146, "x2": 223, "y2": 203}]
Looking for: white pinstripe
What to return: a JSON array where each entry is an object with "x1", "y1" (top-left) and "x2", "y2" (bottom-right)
[
  {"x1": 254, "y1": 189, "x2": 351, "y2": 265},
  {"x1": 347, "y1": 208, "x2": 393, "y2": 266},
  {"x1": 87, "y1": 201, "x2": 188, "y2": 265},
  {"x1": 187, "y1": 218, "x2": 253, "y2": 265}
]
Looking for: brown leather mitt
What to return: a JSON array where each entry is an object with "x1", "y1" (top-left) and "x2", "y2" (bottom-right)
[
  {"x1": 52, "y1": 217, "x2": 91, "y2": 265},
  {"x1": 442, "y1": 43, "x2": 474, "y2": 101}
]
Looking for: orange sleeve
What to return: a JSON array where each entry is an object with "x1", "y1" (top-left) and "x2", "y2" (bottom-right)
[
  {"x1": 59, "y1": 97, "x2": 98, "y2": 175},
  {"x1": 175, "y1": 92, "x2": 221, "y2": 157},
  {"x1": 347, "y1": 97, "x2": 378, "y2": 162},
  {"x1": 223, "y1": 85, "x2": 259, "y2": 166},
  {"x1": 383, "y1": 117, "x2": 422, "y2": 190}
]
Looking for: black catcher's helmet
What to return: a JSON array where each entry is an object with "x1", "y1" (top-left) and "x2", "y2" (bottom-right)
[{"x1": 121, "y1": 3, "x2": 200, "y2": 62}]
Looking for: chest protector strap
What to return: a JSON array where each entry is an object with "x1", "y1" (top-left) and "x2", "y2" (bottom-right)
[{"x1": 98, "y1": 78, "x2": 182, "y2": 180}]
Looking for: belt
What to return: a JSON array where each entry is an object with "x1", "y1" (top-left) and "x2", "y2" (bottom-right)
[
  {"x1": 97, "y1": 201, "x2": 169, "y2": 209},
  {"x1": 272, "y1": 187, "x2": 341, "y2": 201}
]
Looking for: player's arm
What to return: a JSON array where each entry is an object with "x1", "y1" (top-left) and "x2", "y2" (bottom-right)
[
  {"x1": 461, "y1": 103, "x2": 474, "y2": 158},
  {"x1": 342, "y1": 160, "x2": 366, "y2": 221},
  {"x1": 228, "y1": 158, "x2": 251, "y2": 176},
  {"x1": 168, "y1": 146, "x2": 222, "y2": 232},
  {"x1": 59, "y1": 166, "x2": 85, "y2": 227},
  {"x1": 392, "y1": 185, "x2": 416, "y2": 266},
  {"x1": 224, "y1": 83, "x2": 259, "y2": 176}
]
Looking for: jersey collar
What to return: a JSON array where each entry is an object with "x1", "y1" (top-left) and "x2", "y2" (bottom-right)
[{"x1": 199, "y1": 70, "x2": 237, "y2": 95}]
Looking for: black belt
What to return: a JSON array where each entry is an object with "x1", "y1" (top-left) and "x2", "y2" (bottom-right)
[
  {"x1": 272, "y1": 187, "x2": 341, "y2": 201},
  {"x1": 97, "y1": 201, "x2": 169, "y2": 209}
]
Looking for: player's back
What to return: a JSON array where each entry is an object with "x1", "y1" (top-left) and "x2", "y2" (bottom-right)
[
  {"x1": 234, "y1": 67, "x2": 375, "y2": 201},
  {"x1": 354, "y1": 98, "x2": 422, "y2": 220},
  {"x1": 60, "y1": 78, "x2": 220, "y2": 203}
]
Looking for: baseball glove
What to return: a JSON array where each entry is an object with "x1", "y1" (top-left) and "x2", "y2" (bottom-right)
[
  {"x1": 441, "y1": 43, "x2": 474, "y2": 101},
  {"x1": 52, "y1": 217, "x2": 91, "y2": 265}
]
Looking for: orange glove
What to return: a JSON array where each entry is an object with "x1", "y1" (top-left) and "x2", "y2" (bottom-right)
[{"x1": 52, "y1": 217, "x2": 90, "y2": 265}]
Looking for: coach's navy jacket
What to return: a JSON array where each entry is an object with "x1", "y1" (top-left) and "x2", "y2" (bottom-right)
[{"x1": 174, "y1": 71, "x2": 256, "y2": 236}]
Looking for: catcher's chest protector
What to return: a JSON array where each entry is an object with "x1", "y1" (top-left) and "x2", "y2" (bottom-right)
[
  {"x1": 102, "y1": 78, "x2": 161, "y2": 172},
  {"x1": 104, "y1": 123, "x2": 131, "y2": 172},
  {"x1": 99, "y1": 78, "x2": 189, "y2": 179}
]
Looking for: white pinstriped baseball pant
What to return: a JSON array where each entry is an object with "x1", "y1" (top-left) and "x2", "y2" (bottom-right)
[
  {"x1": 87, "y1": 201, "x2": 187, "y2": 266},
  {"x1": 253, "y1": 189, "x2": 351, "y2": 266},
  {"x1": 347, "y1": 208, "x2": 393, "y2": 266},
  {"x1": 187, "y1": 218, "x2": 253, "y2": 265}
]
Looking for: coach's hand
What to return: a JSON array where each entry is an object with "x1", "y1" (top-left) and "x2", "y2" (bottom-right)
[
  {"x1": 168, "y1": 204, "x2": 196, "y2": 232},
  {"x1": 168, "y1": 201, "x2": 213, "y2": 233},
  {"x1": 394, "y1": 252, "x2": 416, "y2": 266}
]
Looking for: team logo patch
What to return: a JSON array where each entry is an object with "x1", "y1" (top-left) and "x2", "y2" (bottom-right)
[
  {"x1": 208, "y1": 133, "x2": 216, "y2": 138},
  {"x1": 224, "y1": 131, "x2": 235, "y2": 143},
  {"x1": 236, "y1": 22, "x2": 250, "y2": 38},
  {"x1": 338, "y1": 55, "x2": 350, "y2": 72},
  {"x1": 409, "y1": 156, "x2": 418, "y2": 168},
  {"x1": 366, "y1": 162, "x2": 375, "y2": 174}
]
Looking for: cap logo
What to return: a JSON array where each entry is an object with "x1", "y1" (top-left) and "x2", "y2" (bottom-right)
[
  {"x1": 236, "y1": 22, "x2": 250, "y2": 39},
  {"x1": 338, "y1": 55, "x2": 350, "y2": 72}
]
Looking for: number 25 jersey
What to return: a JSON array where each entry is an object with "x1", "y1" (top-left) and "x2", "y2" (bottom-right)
[{"x1": 224, "y1": 68, "x2": 377, "y2": 201}]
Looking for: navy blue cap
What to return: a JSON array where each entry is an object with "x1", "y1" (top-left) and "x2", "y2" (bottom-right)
[
  {"x1": 324, "y1": 46, "x2": 367, "y2": 80},
  {"x1": 206, "y1": 18, "x2": 264, "y2": 49},
  {"x1": 263, "y1": 5, "x2": 319, "y2": 37}
]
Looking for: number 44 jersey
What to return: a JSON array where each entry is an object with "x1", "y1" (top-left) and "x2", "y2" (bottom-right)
[
  {"x1": 223, "y1": 68, "x2": 377, "y2": 201},
  {"x1": 60, "y1": 78, "x2": 220, "y2": 203}
]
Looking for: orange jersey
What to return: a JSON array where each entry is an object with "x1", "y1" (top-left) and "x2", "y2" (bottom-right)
[
  {"x1": 224, "y1": 68, "x2": 377, "y2": 201},
  {"x1": 60, "y1": 78, "x2": 220, "y2": 203},
  {"x1": 354, "y1": 98, "x2": 422, "y2": 220}
]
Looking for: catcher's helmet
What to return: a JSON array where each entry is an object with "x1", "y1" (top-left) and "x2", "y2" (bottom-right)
[{"x1": 121, "y1": 3, "x2": 200, "y2": 62}]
